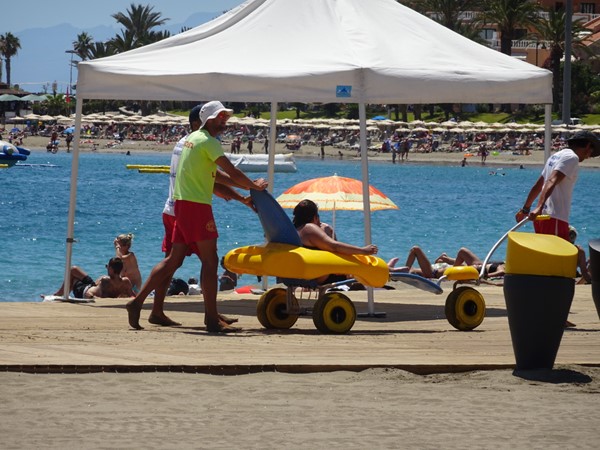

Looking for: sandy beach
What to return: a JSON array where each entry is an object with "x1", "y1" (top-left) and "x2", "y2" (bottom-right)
[
  {"x1": 17, "y1": 134, "x2": 600, "y2": 168},
  {"x1": 1, "y1": 283, "x2": 599, "y2": 448},
  {"x1": 2, "y1": 366, "x2": 599, "y2": 449}
]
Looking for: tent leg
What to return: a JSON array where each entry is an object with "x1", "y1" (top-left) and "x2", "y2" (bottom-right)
[
  {"x1": 262, "y1": 102, "x2": 279, "y2": 292},
  {"x1": 358, "y1": 101, "x2": 385, "y2": 318},
  {"x1": 61, "y1": 97, "x2": 84, "y2": 299}
]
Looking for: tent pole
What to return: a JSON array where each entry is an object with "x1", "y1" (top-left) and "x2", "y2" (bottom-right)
[
  {"x1": 544, "y1": 104, "x2": 552, "y2": 162},
  {"x1": 61, "y1": 97, "x2": 84, "y2": 298},
  {"x1": 267, "y1": 102, "x2": 277, "y2": 193},
  {"x1": 262, "y1": 102, "x2": 278, "y2": 291},
  {"x1": 358, "y1": 102, "x2": 385, "y2": 318}
]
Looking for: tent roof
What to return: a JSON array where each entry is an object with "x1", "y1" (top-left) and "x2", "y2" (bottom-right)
[{"x1": 77, "y1": 0, "x2": 552, "y2": 104}]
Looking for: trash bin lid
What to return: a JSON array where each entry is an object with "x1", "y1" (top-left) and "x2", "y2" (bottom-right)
[{"x1": 506, "y1": 232, "x2": 577, "y2": 278}]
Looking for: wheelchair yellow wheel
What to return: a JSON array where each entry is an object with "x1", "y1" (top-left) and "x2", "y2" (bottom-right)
[
  {"x1": 445, "y1": 286, "x2": 486, "y2": 331},
  {"x1": 256, "y1": 288, "x2": 299, "y2": 329},
  {"x1": 313, "y1": 292, "x2": 356, "y2": 334}
]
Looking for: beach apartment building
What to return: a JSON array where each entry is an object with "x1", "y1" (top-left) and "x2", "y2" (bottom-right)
[{"x1": 409, "y1": 0, "x2": 600, "y2": 67}]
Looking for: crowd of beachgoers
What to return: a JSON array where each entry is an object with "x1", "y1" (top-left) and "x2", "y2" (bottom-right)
[{"x1": 2, "y1": 113, "x2": 598, "y2": 158}]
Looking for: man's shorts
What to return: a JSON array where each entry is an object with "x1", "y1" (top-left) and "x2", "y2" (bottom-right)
[
  {"x1": 173, "y1": 200, "x2": 218, "y2": 255},
  {"x1": 534, "y1": 217, "x2": 570, "y2": 241},
  {"x1": 72, "y1": 275, "x2": 95, "y2": 299},
  {"x1": 162, "y1": 213, "x2": 176, "y2": 254}
]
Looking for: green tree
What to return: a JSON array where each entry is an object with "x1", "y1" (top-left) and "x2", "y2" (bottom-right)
[
  {"x1": 110, "y1": 3, "x2": 170, "y2": 50},
  {"x1": 43, "y1": 94, "x2": 68, "y2": 116},
  {"x1": 569, "y1": 61, "x2": 600, "y2": 115},
  {"x1": 107, "y1": 3, "x2": 171, "y2": 116},
  {"x1": 532, "y1": 8, "x2": 591, "y2": 112},
  {"x1": 0, "y1": 32, "x2": 21, "y2": 86},
  {"x1": 73, "y1": 32, "x2": 94, "y2": 61},
  {"x1": 479, "y1": 0, "x2": 538, "y2": 55},
  {"x1": 88, "y1": 42, "x2": 116, "y2": 59},
  {"x1": 109, "y1": 30, "x2": 137, "y2": 53}
]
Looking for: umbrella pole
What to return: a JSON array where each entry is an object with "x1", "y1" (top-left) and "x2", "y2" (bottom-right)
[
  {"x1": 332, "y1": 202, "x2": 336, "y2": 236},
  {"x1": 357, "y1": 101, "x2": 385, "y2": 318}
]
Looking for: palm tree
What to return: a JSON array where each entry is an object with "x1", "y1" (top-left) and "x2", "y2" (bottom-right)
[
  {"x1": 533, "y1": 8, "x2": 592, "y2": 112},
  {"x1": 73, "y1": 32, "x2": 94, "y2": 61},
  {"x1": 109, "y1": 31, "x2": 138, "y2": 54},
  {"x1": 0, "y1": 32, "x2": 21, "y2": 86},
  {"x1": 111, "y1": 3, "x2": 170, "y2": 49},
  {"x1": 479, "y1": 0, "x2": 539, "y2": 55},
  {"x1": 88, "y1": 42, "x2": 116, "y2": 60}
]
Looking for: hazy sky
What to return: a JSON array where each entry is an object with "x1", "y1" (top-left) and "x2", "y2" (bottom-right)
[
  {"x1": 1, "y1": 0, "x2": 247, "y2": 92},
  {"x1": 1, "y1": 0, "x2": 246, "y2": 32}
]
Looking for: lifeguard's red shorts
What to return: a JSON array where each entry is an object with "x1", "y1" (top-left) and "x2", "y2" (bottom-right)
[
  {"x1": 173, "y1": 200, "x2": 218, "y2": 255},
  {"x1": 161, "y1": 213, "x2": 176, "y2": 253},
  {"x1": 534, "y1": 217, "x2": 569, "y2": 241}
]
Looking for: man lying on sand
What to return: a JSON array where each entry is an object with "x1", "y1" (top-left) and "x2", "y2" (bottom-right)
[{"x1": 47, "y1": 257, "x2": 135, "y2": 299}]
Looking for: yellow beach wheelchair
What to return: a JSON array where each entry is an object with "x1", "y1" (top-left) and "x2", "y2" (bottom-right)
[{"x1": 224, "y1": 190, "x2": 389, "y2": 334}]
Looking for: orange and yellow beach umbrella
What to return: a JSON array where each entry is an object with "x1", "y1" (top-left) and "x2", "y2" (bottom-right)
[{"x1": 276, "y1": 174, "x2": 398, "y2": 230}]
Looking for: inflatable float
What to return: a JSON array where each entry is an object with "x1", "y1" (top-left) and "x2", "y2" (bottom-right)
[
  {"x1": 0, "y1": 140, "x2": 29, "y2": 167},
  {"x1": 125, "y1": 153, "x2": 297, "y2": 175},
  {"x1": 225, "y1": 152, "x2": 297, "y2": 173}
]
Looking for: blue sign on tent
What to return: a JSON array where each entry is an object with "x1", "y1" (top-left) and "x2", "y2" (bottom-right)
[{"x1": 336, "y1": 85, "x2": 352, "y2": 98}]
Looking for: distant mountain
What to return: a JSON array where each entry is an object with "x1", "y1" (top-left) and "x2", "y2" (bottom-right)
[{"x1": 9, "y1": 11, "x2": 220, "y2": 94}]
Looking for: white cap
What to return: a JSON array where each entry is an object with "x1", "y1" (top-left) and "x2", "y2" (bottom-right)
[{"x1": 199, "y1": 101, "x2": 233, "y2": 129}]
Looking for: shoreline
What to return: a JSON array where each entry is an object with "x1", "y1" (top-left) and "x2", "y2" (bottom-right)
[{"x1": 17, "y1": 135, "x2": 600, "y2": 168}]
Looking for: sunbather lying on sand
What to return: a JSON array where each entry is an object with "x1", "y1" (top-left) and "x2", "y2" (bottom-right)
[{"x1": 388, "y1": 246, "x2": 505, "y2": 279}]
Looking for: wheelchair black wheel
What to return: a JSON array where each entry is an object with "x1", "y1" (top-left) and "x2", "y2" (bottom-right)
[
  {"x1": 445, "y1": 286, "x2": 485, "y2": 331},
  {"x1": 312, "y1": 292, "x2": 356, "y2": 334},
  {"x1": 256, "y1": 288, "x2": 299, "y2": 329}
]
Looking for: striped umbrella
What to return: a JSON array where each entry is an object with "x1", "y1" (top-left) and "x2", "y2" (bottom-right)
[{"x1": 276, "y1": 174, "x2": 398, "y2": 231}]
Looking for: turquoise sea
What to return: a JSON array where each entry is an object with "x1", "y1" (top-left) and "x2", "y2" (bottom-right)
[{"x1": 1, "y1": 150, "x2": 599, "y2": 302}]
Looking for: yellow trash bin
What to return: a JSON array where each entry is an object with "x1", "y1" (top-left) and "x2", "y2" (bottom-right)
[{"x1": 503, "y1": 232, "x2": 577, "y2": 370}]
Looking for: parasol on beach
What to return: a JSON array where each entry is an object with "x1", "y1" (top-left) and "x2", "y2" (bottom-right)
[{"x1": 276, "y1": 174, "x2": 398, "y2": 231}]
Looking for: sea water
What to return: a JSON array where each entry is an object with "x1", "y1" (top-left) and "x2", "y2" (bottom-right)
[{"x1": 1, "y1": 150, "x2": 598, "y2": 302}]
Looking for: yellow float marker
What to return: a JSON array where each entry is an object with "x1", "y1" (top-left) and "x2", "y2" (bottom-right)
[{"x1": 125, "y1": 164, "x2": 170, "y2": 170}]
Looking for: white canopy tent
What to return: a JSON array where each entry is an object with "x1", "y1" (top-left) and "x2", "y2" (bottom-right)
[{"x1": 68, "y1": 0, "x2": 553, "y2": 313}]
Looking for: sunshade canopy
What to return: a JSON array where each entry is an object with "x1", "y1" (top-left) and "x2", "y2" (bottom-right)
[
  {"x1": 77, "y1": 0, "x2": 552, "y2": 105},
  {"x1": 0, "y1": 94, "x2": 22, "y2": 101}
]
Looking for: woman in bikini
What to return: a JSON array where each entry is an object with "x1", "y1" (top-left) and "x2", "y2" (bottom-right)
[{"x1": 114, "y1": 233, "x2": 143, "y2": 292}]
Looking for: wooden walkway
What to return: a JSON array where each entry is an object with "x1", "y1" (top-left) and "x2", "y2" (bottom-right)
[{"x1": 1, "y1": 283, "x2": 598, "y2": 374}]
